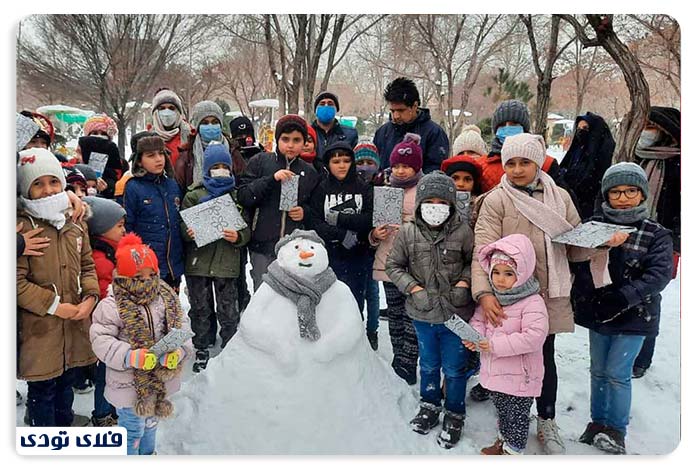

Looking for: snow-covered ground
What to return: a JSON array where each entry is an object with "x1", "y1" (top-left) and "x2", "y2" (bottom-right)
[{"x1": 16, "y1": 268, "x2": 680, "y2": 455}]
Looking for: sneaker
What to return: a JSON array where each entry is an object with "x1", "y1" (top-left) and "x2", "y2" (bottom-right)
[
  {"x1": 71, "y1": 413, "x2": 91, "y2": 427},
  {"x1": 409, "y1": 402, "x2": 441, "y2": 434},
  {"x1": 436, "y1": 411, "x2": 464, "y2": 449},
  {"x1": 91, "y1": 414, "x2": 118, "y2": 427},
  {"x1": 469, "y1": 383, "x2": 490, "y2": 402},
  {"x1": 593, "y1": 427, "x2": 626, "y2": 455},
  {"x1": 193, "y1": 349, "x2": 210, "y2": 373},
  {"x1": 16, "y1": 391, "x2": 23, "y2": 406},
  {"x1": 73, "y1": 382, "x2": 94, "y2": 394},
  {"x1": 579, "y1": 421, "x2": 607, "y2": 445},
  {"x1": 536, "y1": 417, "x2": 566, "y2": 454},
  {"x1": 632, "y1": 365, "x2": 648, "y2": 379},
  {"x1": 480, "y1": 438, "x2": 505, "y2": 455},
  {"x1": 367, "y1": 331, "x2": 378, "y2": 351}
]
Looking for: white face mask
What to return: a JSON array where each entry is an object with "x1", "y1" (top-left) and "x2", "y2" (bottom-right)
[
  {"x1": 20, "y1": 191, "x2": 70, "y2": 230},
  {"x1": 210, "y1": 168, "x2": 231, "y2": 178},
  {"x1": 420, "y1": 203, "x2": 450, "y2": 227},
  {"x1": 87, "y1": 187, "x2": 98, "y2": 196},
  {"x1": 637, "y1": 129, "x2": 660, "y2": 149},
  {"x1": 158, "y1": 109, "x2": 178, "y2": 128}
]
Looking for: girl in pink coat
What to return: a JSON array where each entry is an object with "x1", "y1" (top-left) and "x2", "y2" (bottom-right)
[{"x1": 465, "y1": 234, "x2": 549, "y2": 455}]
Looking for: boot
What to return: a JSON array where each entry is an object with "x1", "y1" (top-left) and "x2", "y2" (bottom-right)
[
  {"x1": 593, "y1": 426, "x2": 626, "y2": 455},
  {"x1": 579, "y1": 421, "x2": 607, "y2": 445},
  {"x1": 436, "y1": 410, "x2": 464, "y2": 449},
  {"x1": 367, "y1": 331, "x2": 378, "y2": 351},
  {"x1": 192, "y1": 349, "x2": 210, "y2": 373},
  {"x1": 409, "y1": 402, "x2": 441, "y2": 434},
  {"x1": 91, "y1": 414, "x2": 118, "y2": 427},
  {"x1": 632, "y1": 365, "x2": 648, "y2": 379},
  {"x1": 480, "y1": 438, "x2": 505, "y2": 455},
  {"x1": 536, "y1": 416, "x2": 566, "y2": 454},
  {"x1": 469, "y1": 383, "x2": 490, "y2": 402}
]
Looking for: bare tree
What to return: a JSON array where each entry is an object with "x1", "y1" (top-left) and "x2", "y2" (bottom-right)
[{"x1": 628, "y1": 14, "x2": 680, "y2": 97}]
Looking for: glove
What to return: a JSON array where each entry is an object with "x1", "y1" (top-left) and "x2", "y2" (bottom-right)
[
  {"x1": 325, "y1": 209, "x2": 340, "y2": 226},
  {"x1": 125, "y1": 349, "x2": 157, "y2": 371},
  {"x1": 159, "y1": 349, "x2": 183, "y2": 370},
  {"x1": 592, "y1": 287, "x2": 630, "y2": 323},
  {"x1": 341, "y1": 230, "x2": 359, "y2": 250}
]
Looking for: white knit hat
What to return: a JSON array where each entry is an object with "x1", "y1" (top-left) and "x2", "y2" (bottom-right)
[
  {"x1": 452, "y1": 125, "x2": 487, "y2": 157},
  {"x1": 17, "y1": 148, "x2": 66, "y2": 198},
  {"x1": 501, "y1": 133, "x2": 546, "y2": 167}
]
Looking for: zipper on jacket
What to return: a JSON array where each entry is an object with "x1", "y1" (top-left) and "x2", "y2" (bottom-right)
[
  {"x1": 161, "y1": 186, "x2": 175, "y2": 279},
  {"x1": 144, "y1": 305, "x2": 156, "y2": 342},
  {"x1": 522, "y1": 355, "x2": 530, "y2": 383}
]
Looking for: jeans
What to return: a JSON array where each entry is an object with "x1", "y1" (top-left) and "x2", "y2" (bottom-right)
[
  {"x1": 26, "y1": 367, "x2": 77, "y2": 426},
  {"x1": 589, "y1": 330, "x2": 645, "y2": 435},
  {"x1": 116, "y1": 407, "x2": 158, "y2": 455},
  {"x1": 412, "y1": 320, "x2": 473, "y2": 415},
  {"x1": 364, "y1": 277, "x2": 380, "y2": 334},
  {"x1": 93, "y1": 361, "x2": 117, "y2": 419},
  {"x1": 634, "y1": 336, "x2": 656, "y2": 369}
]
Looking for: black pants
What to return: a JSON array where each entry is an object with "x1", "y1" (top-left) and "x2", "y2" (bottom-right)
[
  {"x1": 536, "y1": 334, "x2": 557, "y2": 420},
  {"x1": 187, "y1": 276, "x2": 240, "y2": 350},
  {"x1": 491, "y1": 390, "x2": 534, "y2": 452},
  {"x1": 383, "y1": 282, "x2": 419, "y2": 382},
  {"x1": 26, "y1": 368, "x2": 77, "y2": 426},
  {"x1": 162, "y1": 274, "x2": 181, "y2": 292},
  {"x1": 634, "y1": 335, "x2": 656, "y2": 369},
  {"x1": 236, "y1": 246, "x2": 251, "y2": 312}
]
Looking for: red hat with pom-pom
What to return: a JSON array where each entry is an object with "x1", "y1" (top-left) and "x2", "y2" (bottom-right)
[{"x1": 115, "y1": 233, "x2": 159, "y2": 277}]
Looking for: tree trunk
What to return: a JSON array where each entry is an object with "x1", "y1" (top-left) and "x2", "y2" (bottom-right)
[
  {"x1": 116, "y1": 118, "x2": 127, "y2": 157},
  {"x1": 534, "y1": 78, "x2": 553, "y2": 136}
]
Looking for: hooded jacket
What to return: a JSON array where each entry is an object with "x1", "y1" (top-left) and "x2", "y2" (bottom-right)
[
  {"x1": 470, "y1": 234, "x2": 549, "y2": 397},
  {"x1": 311, "y1": 119, "x2": 359, "y2": 164}
]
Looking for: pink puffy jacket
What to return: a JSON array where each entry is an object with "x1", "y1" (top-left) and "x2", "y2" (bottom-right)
[{"x1": 469, "y1": 234, "x2": 549, "y2": 398}]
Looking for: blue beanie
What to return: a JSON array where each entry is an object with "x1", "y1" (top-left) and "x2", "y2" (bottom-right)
[{"x1": 203, "y1": 143, "x2": 232, "y2": 176}]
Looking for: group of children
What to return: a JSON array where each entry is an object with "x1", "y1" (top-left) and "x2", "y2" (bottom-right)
[{"x1": 16, "y1": 100, "x2": 674, "y2": 456}]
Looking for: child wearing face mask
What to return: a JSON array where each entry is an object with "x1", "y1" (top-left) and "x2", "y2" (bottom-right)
[
  {"x1": 150, "y1": 88, "x2": 194, "y2": 167},
  {"x1": 17, "y1": 147, "x2": 101, "y2": 427},
  {"x1": 385, "y1": 171, "x2": 475, "y2": 449},
  {"x1": 180, "y1": 144, "x2": 251, "y2": 372}
]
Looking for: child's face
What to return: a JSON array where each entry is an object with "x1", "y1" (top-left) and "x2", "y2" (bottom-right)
[
  {"x1": 25, "y1": 137, "x2": 49, "y2": 150},
  {"x1": 303, "y1": 136, "x2": 316, "y2": 153},
  {"x1": 71, "y1": 185, "x2": 86, "y2": 199},
  {"x1": 607, "y1": 184, "x2": 645, "y2": 210},
  {"x1": 133, "y1": 267, "x2": 157, "y2": 280},
  {"x1": 504, "y1": 157, "x2": 538, "y2": 187},
  {"x1": 356, "y1": 159, "x2": 378, "y2": 169},
  {"x1": 29, "y1": 175, "x2": 63, "y2": 200},
  {"x1": 450, "y1": 170, "x2": 475, "y2": 192},
  {"x1": 328, "y1": 154, "x2": 352, "y2": 181},
  {"x1": 491, "y1": 264, "x2": 517, "y2": 291},
  {"x1": 141, "y1": 150, "x2": 166, "y2": 174},
  {"x1": 102, "y1": 218, "x2": 126, "y2": 244},
  {"x1": 391, "y1": 163, "x2": 416, "y2": 179},
  {"x1": 278, "y1": 130, "x2": 305, "y2": 159},
  {"x1": 86, "y1": 180, "x2": 98, "y2": 189}
]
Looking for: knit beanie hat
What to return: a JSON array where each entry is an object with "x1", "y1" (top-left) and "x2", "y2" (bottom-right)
[
  {"x1": 115, "y1": 233, "x2": 159, "y2": 277},
  {"x1": 314, "y1": 91, "x2": 340, "y2": 112},
  {"x1": 492, "y1": 100, "x2": 531, "y2": 133},
  {"x1": 452, "y1": 125, "x2": 488, "y2": 156},
  {"x1": 390, "y1": 133, "x2": 423, "y2": 173},
  {"x1": 20, "y1": 111, "x2": 54, "y2": 146},
  {"x1": 62, "y1": 164, "x2": 87, "y2": 189},
  {"x1": 17, "y1": 148, "x2": 67, "y2": 197},
  {"x1": 136, "y1": 135, "x2": 166, "y2": 155},
  {"x1": 501, "y1": 133, "x2": 546, "y2": 168},
  {"x1": 275, "y1": 114, "x2": 308, "y2": 143},
  {"x1": 490, "y1": 250, "x2": 518, "y2": 276},
  {"x1": 84, "y1": 114, "x2": 118, "y2": 139},
  {"x1": 203, "y1": 142, "x2": 233, "y2": 175},
  {"x1": 354, "y1": 140, "x2": 380, "y2": 166},
  {"x1": 191, "y1": 100, "x2": 224, "y2": 130},
  {"x1": 601, "y1": 162, "x2": 649, "y2": 201},
  {"x1": 74, "y1": 163, "x2": 98, "y2": 182},
  {"x1": 322, "y1": 141, "x2": 355, "y2": 164},
  {"x1": 306, "y1": 123, "x2": 318, "y2": 144},
  {"x1": 152, "y1": 88, "x2": 183, "y2": 114},
  {"x1": 415, "y1": 170, "x2": 457, "y2": 207},
  {"x1": 274, "y1": 229, "x2": 326, "y2": 256},
  {"x1": 83, "y1": 196, "x2": 126, "y2": 236},
  {"x1": 229, "y1": 116, "x2": 256, "y2": 140}
]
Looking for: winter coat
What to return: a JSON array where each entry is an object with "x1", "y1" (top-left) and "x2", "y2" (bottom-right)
[
  {"x1": 78, "y1": 136, "x2": 123, "y2": 200},
  {"x1": 478, "y1": 152, "x2": 560, "y2": 194},
  {"x1": 470, "y1": 234, "x2": 549, "y2": 397},
  {"x1": 572, "y1": 217, "x2": 673, "y2": 338},
  {"x1": 237, "y1": 151, "x2": 321, "y2": 256},
  {"x1": 369, "y1": 185, "x2": 417, "y2": 282},
  {"x1": 385, "y1": 211, "x2": 474, "y2": 324},
  {"x1": 123, "y1": 172, "x2": 185, "y2": 280},
  {"x1": 472, "y1": 182, "x2": 590, "y2": 334},
  {"x1": 636, "y1": 156, "x2": 681, "y2": 253},
  {"x1": 91, "y1": 236, "x2": 118, "y2": 299},
  {"x1": 374, "y1": 108, "x2": 449, "y2": 174},
  {"x1": 89, "y1": 288, "x2": 194, "y2": 409},
  {"x1": 174, "y1": 135, "x2": 246, "y2": 193},
  {"x1": 557, "y1": 113, "x2": 615, "y2": 220},
  {"x1": 16, "y1": 212, "x2": 100, "y2": 381},
  {"x1": 180, "y1": 188, "x2": 251, "y2": 278},
  {"x1": 312, "y1": 120, "x2": 359, "y2": 163}
]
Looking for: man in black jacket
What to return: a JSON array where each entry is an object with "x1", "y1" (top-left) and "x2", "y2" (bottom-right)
[{"x1": 311, "y1": 91, "x2": 359, "y2": 160}]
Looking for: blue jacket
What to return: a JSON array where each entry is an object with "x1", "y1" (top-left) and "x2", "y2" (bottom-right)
[
  {"x1": 374, "y1": 108, "x2": 449, "y2": 174},
  {"x1": 123, "y1": 173, "x2": 185, "y2": 280},
  {"x1": 572, "y1": 217, "x2": 673, "y2": 337},
  {"x1": 312, "y1": 120, "x2": 359, "y2": 162}
]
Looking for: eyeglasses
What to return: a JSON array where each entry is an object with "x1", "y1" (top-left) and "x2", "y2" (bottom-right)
[{"x1": 607, "y1": 187, "x2": 641, "y2": 200}]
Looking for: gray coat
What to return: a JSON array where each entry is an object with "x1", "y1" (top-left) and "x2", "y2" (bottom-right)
[{"x1": 385, "y1": 213, "x2": 474, "y2": 324}]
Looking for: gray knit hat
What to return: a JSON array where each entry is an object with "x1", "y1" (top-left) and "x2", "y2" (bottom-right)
[
  {"x1": 274, "y1": 229, "x2": 326, "y2": 256},
  {"x1": 501, "y1": 133, "x2": 546, "y2": 168},
  {"x1": 601, "y1": 162, "x2": 649, "y2": 201},
  {"x1": 74, "y1": 163, "x2": 98, "y2": 182},
  {"x1": 83, "y1": 196, "x2": 126, "y2": 236},
  {"x1": 152, "y1": 88, "x2": 183, "y2": 114},
  {"x1": 492, "y1": 100, "x2": 531, "y2": 133},
  {"x1": 191, "y1": 100, "x2": 224, "y2": 129},
  {"x1": 415, "y1": 170, "x2": 457, "y2": 207}
]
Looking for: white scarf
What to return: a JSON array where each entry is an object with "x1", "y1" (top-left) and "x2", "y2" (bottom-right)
[
  {"x1": 152, "y1": 111, "x2": 182, "y2": 141},
  {"x1": 20, "y1": 192, "x2": 70, "y2": 230}
]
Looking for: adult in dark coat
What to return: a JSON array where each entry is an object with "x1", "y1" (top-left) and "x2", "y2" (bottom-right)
[{"x1": 311, "y1": 91, "x2": 359, "y2": 160}]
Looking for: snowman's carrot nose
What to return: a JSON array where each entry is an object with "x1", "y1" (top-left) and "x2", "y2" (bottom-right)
[{"x1": 299, "y1": 251, "x2": 315, "y2": 260}]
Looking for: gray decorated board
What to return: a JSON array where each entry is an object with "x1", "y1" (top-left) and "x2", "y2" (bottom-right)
[
  {"x1": 455, "y1": 191, "x2": 471, "y2": 222},
  {"x1": 16, "y1": 113, "x2": 40, "y2": 152},
  {"x1": 444, "y1": 314, "x2": 482, "y2": 349},
  {"x1": 87, "y1": 152, "x2": 109, "y2": 177},
  {"x1": 279, "y1": 174, "x2": 299, "y2": 211},
  {"x1": 373, "y1": 186, "x2": 404, "y2": 227},
  {"x1": 552, "y1": 221, "x2": 637, "y2": 249},
  {"x1": 149, "y1": 328, "x2": 194, "y2": 356},
  {"x1": 180, "y1": 194, "x2": 248, "y2": 248}
]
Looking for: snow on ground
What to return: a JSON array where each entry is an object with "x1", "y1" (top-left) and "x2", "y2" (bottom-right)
[{"x1": 16, "y1": 266, "x2": 680, "y2": 455}]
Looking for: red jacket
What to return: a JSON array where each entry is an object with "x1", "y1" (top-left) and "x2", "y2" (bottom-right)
[{"x1": 91, "y1": 236, "x2": 119, "y2": 299}]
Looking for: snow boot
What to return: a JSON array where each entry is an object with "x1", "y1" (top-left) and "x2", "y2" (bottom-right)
[
  {"x1": 536, "y1": 416, "x2": 566, "y2": 454},
  {"x1": 91, "y1": 414, "x2": 118, "y2": 427},
  {"x1": 409, "y1": 402, "x2": 441, "y2": 434},
  {"x1": 632, "y1": 365, "x2": 648, "y2": 379},
  {"x1": 480, "y1": 438, "x2": 505, "y2": 455},
  {"x1": 192, "y1": 349, "x2": 210, "y2": 373},
  {"x1": 469, "y1": 383, "x2": 490, "y2": 402},
  {"x1": 437, "y1": 410, "x2": 464, "y2": 449},
  {"x1": 593, "y1": 427, "x2": 626, "y2": 455},
  {"x1": 367, "y1": 331, "x2": 378, "y2": 351},
  {"x1": 579, "y1": 421, "x2": 607, "y2": 445}
]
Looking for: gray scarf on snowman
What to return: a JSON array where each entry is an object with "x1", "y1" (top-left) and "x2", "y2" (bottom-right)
[{"x1": 263, "y1": 261, "x2": 337, "y2": 341}]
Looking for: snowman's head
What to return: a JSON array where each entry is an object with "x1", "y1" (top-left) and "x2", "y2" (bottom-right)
[{"x1": 275, "y1": 230, "x2": 329, "y2": 278}]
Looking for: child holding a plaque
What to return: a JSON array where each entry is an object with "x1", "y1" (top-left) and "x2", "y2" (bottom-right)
[
  {"x1": 180, "y1": 144, "x2": 251, "y2": 372},
  {"x1": 466, "y1": 234, "x2": 549, "y2": 455}
]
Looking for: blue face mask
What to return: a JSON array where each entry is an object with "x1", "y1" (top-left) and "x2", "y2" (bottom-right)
[
  {"x1": 199, "y1": 123, "x2": 222, "y2": 142},
  {"x1": 316, "y1": 105, "x2": 336, "y2": 124},
  {"x1": 495, "y1": 125, "x2": 524, "y2": 143}
]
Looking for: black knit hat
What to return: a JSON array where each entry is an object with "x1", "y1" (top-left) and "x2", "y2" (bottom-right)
[
  {"x1": 229, "y1": 116, "x2": 256, "y2": 141},
  {"x1": 275, "y1": 114, "x2": 308, "y2": 143},
  {"x1": 314, "y1": 91, "x2": 340, "y2": 112},
  {"x1": 648, "y1": 106, "x2": 680, "y2": 145},
  {"x1": 322, "y1": 141, "x2": 354, "y2": 164},
  {"x1": 492, "y1": 100, "x2": 531, "y2": 133}
]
